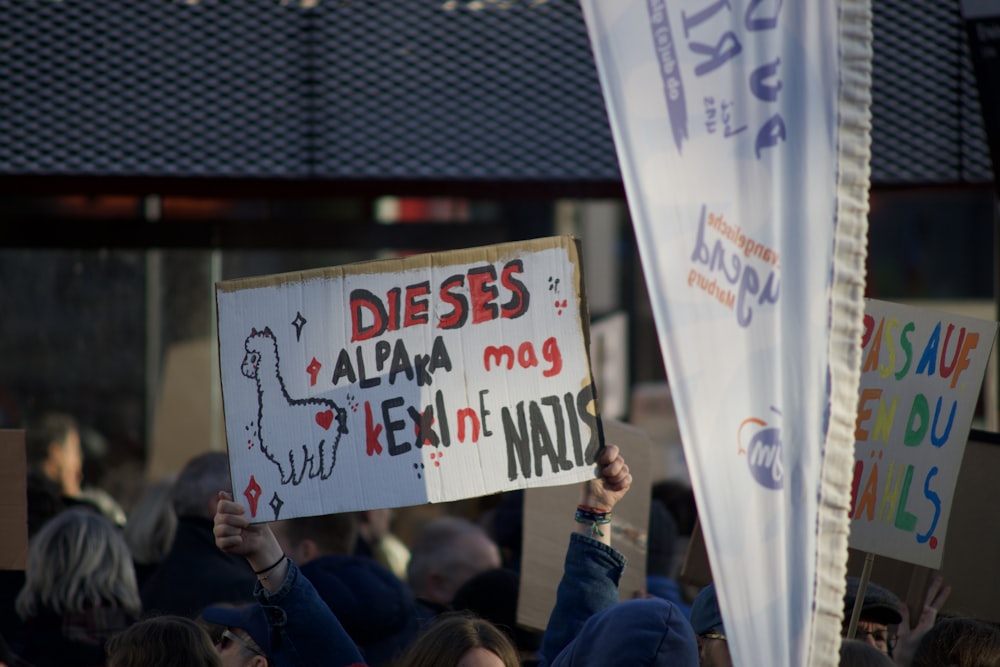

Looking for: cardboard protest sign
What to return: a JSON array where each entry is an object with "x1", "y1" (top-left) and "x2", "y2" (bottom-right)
[
  {"x1": 0, "y1": 430, "x2": 28, "y2": 570},
  {"x1": 517, "y1": 418, "x2": 652, "y2": 631},
  {"x1": 850, "y1": 299, "x2": 998, "y2": 568},
  {"x1": 216, "y1": 236, "x2": 602, "y2": 522},
  {"x1": 846, "y1": 428, "x2": 1000, "y2": 624}
]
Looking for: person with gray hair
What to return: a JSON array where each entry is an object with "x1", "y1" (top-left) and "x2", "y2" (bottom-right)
[
  {"x1": 406, "y1": 515, "x2": 501, "y2": 623},
  {"x1": 13, "y1": 506, "x2": 142, "y2": 666},
  {"x1": 140, "y1": 451, "x2": 257, "y2": 618}
]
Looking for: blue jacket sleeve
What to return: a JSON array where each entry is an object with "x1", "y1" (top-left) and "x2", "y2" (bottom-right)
[
  {"x1": 536, "y1": 532, "x2": 627, "y2": 667},
  {"x1": 255, "y1": 559, "x2": 368, "y2": 667}
]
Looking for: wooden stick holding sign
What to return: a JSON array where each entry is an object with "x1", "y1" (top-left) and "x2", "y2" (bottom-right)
[{"x1": 845, "y1": 552, "x2": 876, "y2": 640}]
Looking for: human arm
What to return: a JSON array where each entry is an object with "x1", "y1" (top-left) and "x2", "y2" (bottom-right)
[
  {"x1": 213, "y1": 491, "x2": 367, "y2": 667},
  {"x1": 536, "y1": 444, "x2": 632, "y2": 667},
  {"x1": 213, "y1": 491, "x2": 290, "y2": 591},
  {"x1": 892, "y1": 575, "x2": 951, "y2": 667}
]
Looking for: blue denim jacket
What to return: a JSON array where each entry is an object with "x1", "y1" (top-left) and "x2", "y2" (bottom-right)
[
  {"x1": 537, "y1": 533, "x2": 699, "y2": 667},
  {"x1": 255, "y1": 559, "x2": 368, "y2": 667},
  {"x1": 537, "y1": 533, "x2": 626, "y2": 666}
]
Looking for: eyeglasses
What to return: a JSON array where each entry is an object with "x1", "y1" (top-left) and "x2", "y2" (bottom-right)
[
  {"x1": 215, "y1": 629, "x2": 266, "y2": 658},
  {"x1": 855, "y1": 629, "x2": 897, "y2": 651}
]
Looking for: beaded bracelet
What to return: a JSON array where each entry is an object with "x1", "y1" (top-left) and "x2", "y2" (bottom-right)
[{"x1": 575, "y1": 505, "x2": 612, "y2": 538}]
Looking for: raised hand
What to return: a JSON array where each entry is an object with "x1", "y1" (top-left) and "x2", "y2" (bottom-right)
[
  {"x1": 580, "y1": 443, "x2": 632, "y2": 512},
  {"x1": 213, "y1": 490, "x2": 285, "y2": 580},
  {"x1": 892, "y1": 574, "x2": 952, "y2": 666}
]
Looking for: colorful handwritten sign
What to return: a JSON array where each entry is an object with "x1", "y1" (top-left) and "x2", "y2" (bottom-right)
[
  {"x1": 849, "y1": 299, "x2": 998, "y2": 568},
  {"x1": 215, "y1": 236, "x2": 601, "y2": 522}
]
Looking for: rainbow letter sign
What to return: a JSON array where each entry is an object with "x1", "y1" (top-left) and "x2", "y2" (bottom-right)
[{"x1": 850, "y1": 299, "x2": 997, "y2": 568}]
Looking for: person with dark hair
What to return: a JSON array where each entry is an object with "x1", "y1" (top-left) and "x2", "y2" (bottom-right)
[
  {"x1": 106, "y1": 615, "x2": 221, "y2": 667},
  {"x1": 839, "y1": 638, "x2": 895, "y2": 667},
  {"x1": 536, "y1": 444, "x2": 698, "y2": 667},
  {"x1": 14, "y1": 507, "x2": 142, "y2": 666},
  {"x1": 645, "y1": 499, "x2": 691, "y2": 616},
  {"x1": 25, "y1": 411, "x2": 84, "y2": 502},
  {"x1": 269, "y1": 512, "x2": 421, "y2": 666},
  {"x1": 452, "y1": 567, "x2": 543, "y2": 665},
  {"x1": 140, "y1": 451, "x2": 257, "y2": 617},
  {"x1": 394, "y1": 611, "x2": 520, "y2": 667},
  {"x1": 910, "y1": 616, "x2": 1000, "y2": 667}
]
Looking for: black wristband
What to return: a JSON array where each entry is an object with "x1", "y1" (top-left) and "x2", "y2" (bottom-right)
[{"x1": 253, "y1": 554, "x2": 286, "y2": 575}]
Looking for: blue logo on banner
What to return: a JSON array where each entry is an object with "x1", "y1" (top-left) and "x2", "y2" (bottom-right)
[
  {"x1": 647, "y1": 0, "x2": 688, "y2": 153},
  {"x1": 738, "y1": 408, "x2": 783, "y2": 490}
]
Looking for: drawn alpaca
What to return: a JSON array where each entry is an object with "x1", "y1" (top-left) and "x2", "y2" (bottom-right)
[{"x1": 241, "y1": 326, "x2": 348, "y2": 485}]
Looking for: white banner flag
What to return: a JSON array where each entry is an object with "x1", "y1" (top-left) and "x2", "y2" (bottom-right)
[{"x1": 580, "y1": 2, "x2": 873, "y2": 666}]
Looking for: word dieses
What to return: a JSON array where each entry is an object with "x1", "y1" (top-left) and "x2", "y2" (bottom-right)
[{"x1": 351, "y1": 260, "x2": 530, "y2": 342}]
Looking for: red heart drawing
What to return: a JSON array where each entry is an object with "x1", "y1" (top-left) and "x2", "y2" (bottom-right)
[{"x1": 315, "y1": 410, "x2": 334, "y2": 430}]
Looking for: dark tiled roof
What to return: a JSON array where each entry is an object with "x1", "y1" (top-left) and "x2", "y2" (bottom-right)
[{"x1": 0, "y1": 0, "x2": 992, "y2": 192}]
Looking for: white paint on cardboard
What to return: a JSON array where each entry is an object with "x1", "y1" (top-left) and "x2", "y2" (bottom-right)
[{"x1": 216, "y1": 237, "x2": 602, "y2": 522}]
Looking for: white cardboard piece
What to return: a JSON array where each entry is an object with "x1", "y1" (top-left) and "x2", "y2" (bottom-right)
[
  {"x1": 216, "y1": 236, "x2": 602, "y2": 522},
  {"x1": 849, "y1": 299, "x2": 998, "y2": 568}
]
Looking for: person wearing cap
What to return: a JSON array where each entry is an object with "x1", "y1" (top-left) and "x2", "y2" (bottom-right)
[
  {"x1": 689, "y1": 583, "x2": 732, "y2": 667},
  {"x1": 212, "y1": 491, "x2": 367, "y2": 667},
  {"x1": 842, "y1": 576, "x2": 904, "y2": 656},
  {"x1": 201, "y1": 603, "x2": 271, "y2": 667},
  {"x1": 844, "y1": 574, "x2": 952, "y2": 666}
]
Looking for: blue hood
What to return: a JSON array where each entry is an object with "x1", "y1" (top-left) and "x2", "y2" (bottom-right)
[
  {"x1": 301, "y1": 554, "x2": 420, "y2": 666},
  {"x1": 551, "y1": 598, "x2": 699, "y2": 667}
]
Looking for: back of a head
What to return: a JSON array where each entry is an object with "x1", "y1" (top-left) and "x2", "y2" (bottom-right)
[
  {"x1": 839, "y1": 638, "x2": 894, "y2": 667},
  {"x1": 275, "y1": 512, "x2": 359, "y2": 556},
  {"x1": 647, "y1": 500, "x2": 678, "y2": 578},
  {"x1": 107, "y1": 615, "x2": 221, "y2": 667},
  {"x1": 452, "y1": 567, "x2": 542, "y2": 656},
  {"x1": 396, "y1": 611, "x2": 520, "y2": 667},
  {"x1": 406, "y1": 516, "x2": 499, "y2": 599},
  {"x1": 171, "y1": 451, "x2": 231, "y2": 519},
  {"x1": 124, "y1": 478, "x2": 179, "y2": 565},
  {"x1": 650, "y1": 480, "x2": 697, "y2": 537},
  {"x1": 15, "y1": 506, "x2": 141, "y2": 619},
  {"x1": 551, "y1": 598, "x2": 698, "y2": 667},
  {"x1": 911, "y1": 617, "x2": 1000, "y2": 667}
]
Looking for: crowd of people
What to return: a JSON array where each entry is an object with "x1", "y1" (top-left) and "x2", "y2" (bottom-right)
[{"x1": 1, "y1": 409, "x2": 999, "y2": 667}]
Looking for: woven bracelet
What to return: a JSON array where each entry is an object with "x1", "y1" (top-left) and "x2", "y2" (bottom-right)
[{"x1": 575, "y1": 505, "x2": 612, "y2": 538}]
